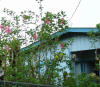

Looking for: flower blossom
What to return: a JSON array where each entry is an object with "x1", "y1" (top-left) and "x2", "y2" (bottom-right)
[
  {"x1": 55, "y1": 55, "x2": 59, "y2": 59},
  {"x1": 0, "y1": 25, "x2": 11, "y2": 34},
  {"x1": 60, "y1": 18, "x2": 64, "y2": 25},
  {"x1": 33, "y1": 33, "x2": 37, "y2": 40},
  {"x1": 60, "y1": 43, "x2": 64, "y2": 48},
  {"x1": 0, "y1": 25, "x2": 4, "y2": 29},
  {"x1": 45, "y1": 19, "x2": 50, "y2": 24},
  {"x1": 13, "y1": 36, "x2": 16, "y2": 40},
  {"x1": 4, "y1": 27, "x2": 11, "y2": 34},
  {"x1": 5, "y1": 44, "x2": 9, "y2": 52}
]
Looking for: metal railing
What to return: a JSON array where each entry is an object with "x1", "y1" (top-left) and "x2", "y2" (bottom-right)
[
  {"x1": 0, "y1": 81, "x2": 100, "y2": 87},
  {"x1": 0, "y1": 81, "x2": 56, "y2": 87}
]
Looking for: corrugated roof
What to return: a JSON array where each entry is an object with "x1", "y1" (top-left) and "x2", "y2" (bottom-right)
[{"x1": 21, "y1": 27, "x2": 98, "y2": 51}]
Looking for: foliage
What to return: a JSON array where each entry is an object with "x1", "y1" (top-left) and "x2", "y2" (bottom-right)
[
  {"x1": 0, "y1": 0, "x2": 72, "y2": 85},
  {"x1": 63, "y1": 72, "x2": 99, "y2": 87},
  {"x1": 0, "y1": 0, "x2": 99, "y2": 86},
  {"x1": 88, "y1": 23, "x2": 100, "y2": 78}
]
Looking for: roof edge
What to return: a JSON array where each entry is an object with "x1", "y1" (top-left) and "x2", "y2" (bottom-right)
[{"x1": 21, "y1": 27, "x2": 98, "y2": 51}]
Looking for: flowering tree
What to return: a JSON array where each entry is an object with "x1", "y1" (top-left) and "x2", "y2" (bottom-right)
[{"x1": 0, "y1": 0, "x2": 73, "y2": 86}]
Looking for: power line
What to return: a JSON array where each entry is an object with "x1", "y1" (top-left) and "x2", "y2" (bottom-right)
[{"x1": 68, "y1": 0, "x2": 82, "y2": 22}]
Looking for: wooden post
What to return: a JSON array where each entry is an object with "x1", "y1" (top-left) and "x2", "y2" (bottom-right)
[{"x1": 99, "y1": 60, "x2": 100, "y2": 77}]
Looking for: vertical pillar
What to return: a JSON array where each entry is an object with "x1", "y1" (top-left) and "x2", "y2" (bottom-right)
[
  {"x1": 68, "y1": 48, "x2": 71, "y2": 73},
  {"x1": 99, "y1": 60, "x2": 100, "y2": 77}
]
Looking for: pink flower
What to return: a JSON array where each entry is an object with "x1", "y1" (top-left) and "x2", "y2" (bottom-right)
[
  {"x1": 60, "y1": 18, "x2": 64, "y2": 25},
  {"x1": 4, "y1": 27, "x2": 11, "y2": 34},
  {"x1": 61, "y1": 18, "x2": 64, "y2": 21},
  {"x1": 33, "y1": 33, "x2": 37, "y2": 40},
  {"x1": 45, "y1": 19, "x2": 50, "y2": 24},
  {"x1": 60, "y1": 43, "x2": 64, "y2": 48},
  {"x1": 60, "y1": 21, "x2": 63, "y2": 25},
  {"x1": 0, "y1": 25, "x2": 4, "y2": 29},
  {"x1": 5, "y1": 44, "x2": 9, "y2": 52}
]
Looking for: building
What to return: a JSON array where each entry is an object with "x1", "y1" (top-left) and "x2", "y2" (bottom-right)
[{"x1": 21, "y1": 27, "x2": 100, "y2": 77}]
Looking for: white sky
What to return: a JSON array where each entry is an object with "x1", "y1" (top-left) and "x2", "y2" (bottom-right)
[{"x1": 0, "y1": 0, "x2": 100, "y2": 27}]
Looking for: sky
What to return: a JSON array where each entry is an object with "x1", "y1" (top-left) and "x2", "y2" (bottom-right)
[{"x1": 0, "y1": 0, "x2": 100, "y2": 27}]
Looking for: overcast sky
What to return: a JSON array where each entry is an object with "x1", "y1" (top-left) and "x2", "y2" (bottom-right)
[{"x1": 0, "y1": 0, "x2": 100, "y2": 27}]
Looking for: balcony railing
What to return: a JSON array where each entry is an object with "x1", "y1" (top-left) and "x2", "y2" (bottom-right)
[{"x1": 0, "y1": 81, "x2": 56, "y2": 87}]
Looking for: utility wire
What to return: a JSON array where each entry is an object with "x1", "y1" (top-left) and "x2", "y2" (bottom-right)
[{"x1": 68, "y1": 0, "x2": 82, "y2": 22}]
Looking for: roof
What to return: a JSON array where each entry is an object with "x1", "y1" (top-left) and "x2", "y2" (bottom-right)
[{"x1": 21, "y1": 27, "x2": 98, "y2": 51}]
